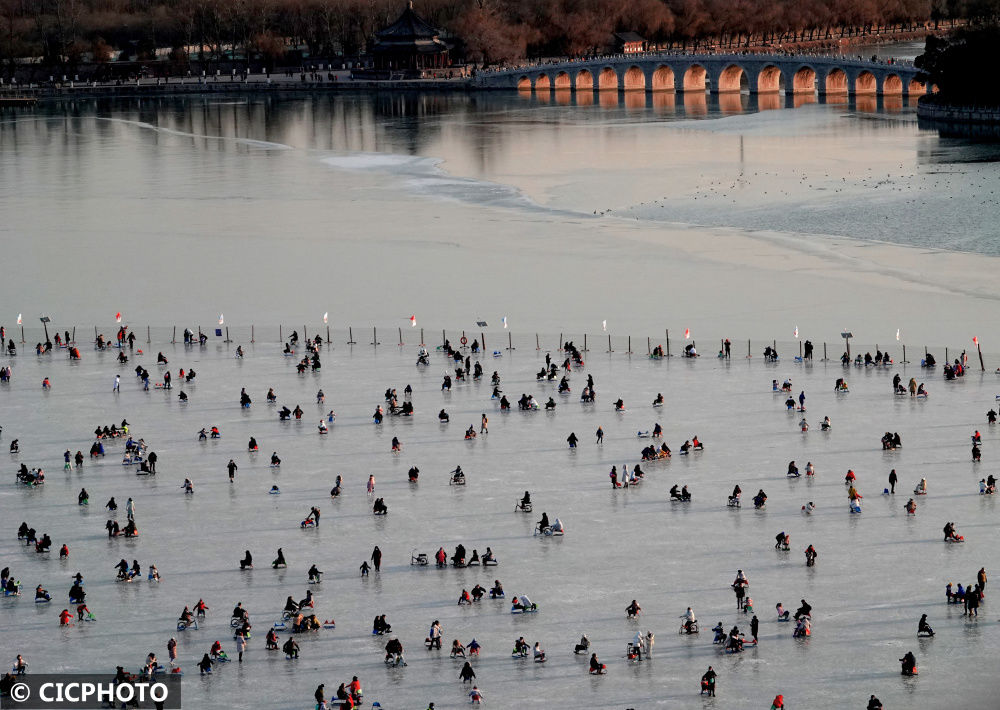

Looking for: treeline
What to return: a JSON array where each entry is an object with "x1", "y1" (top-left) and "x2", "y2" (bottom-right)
[
  {"x1": 916, "y1": 17, "x2": 1000, "y2": 104},
  {"x1": 0, "y1": 0, "x2": 995, "y2": 68}
]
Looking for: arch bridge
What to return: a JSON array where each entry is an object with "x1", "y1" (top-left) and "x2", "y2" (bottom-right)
[{"x1": 476, "y1": 53, "x2": 928, "y2": 97}]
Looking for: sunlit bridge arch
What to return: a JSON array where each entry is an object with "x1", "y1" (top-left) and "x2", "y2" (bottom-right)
[
  {"x1": 682, "y1": 64, "x2": 707, "y2": 92},
  {"x1": 883, "y1": 74, "x2": 903, "y2": 95},
  {"x1": 855, "y1": 70, "x2": 877, "y2": 95},
  {"x1": 598, "y1": 67, "x2": 618, "y2": 91},
  {"x1": 757, "y1": 65, "x2": 785, "y2": 93},
  {"x1": 792, "y1": 66, "x2": 816, "y2": 93},
  {"x1": 825, "y1": 68, "x2": 848, "y2": 94},
  {"x1": 623, "y1": 66, "x2": 645, "y2": 91},
  {"x1": 716, "y1": 64, "x2": 746, "y2": 93},
  {"x1": 651, "y1": 65, "x2": 675, "y2": 91}
]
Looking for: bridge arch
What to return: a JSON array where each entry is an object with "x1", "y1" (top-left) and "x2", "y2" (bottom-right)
[
  {"x1": 651, "y1": 65, "x2": 675, "y2": 91},
  {"x1": 534, "y1": 74, "x2": 551, "y2": 92},
  {"x1": 791, "y1": 65, "x2": 816, "y2": 93},
  {"x1": 855, "y1": 70, "x2": 877, "y2": 95},
  {"x1": 598, "y1": 67, "x2": 618, "y2": 91},
  {"x1": 757, "y1": 65, "x2": 785, "y2": 93},
  {"x1": 882, "y1": 74, "x2": 903, "y2": 95},
  {"x1": 576, "y1": 69, "x2": 594, "y2": 91},
  {"x1": 716, "y1": 64, "x2": 746, "y2": 93},
  {"x1": 908, "y1": 79, "x2": 926, "y2": 95},
  {"x1": 824, "y1": 68, "x2": 848, "y2": 94},
  {"x1": 623, "y1": 66, "x2": 645, "y2": 91},
  {"x1": 681, "y1": 64, "x2": 707, "y2": 92},
  {"x1": 553, "y1": 71, "x2": 571, "y2": 90},
  {"x1": 517, "y1": 76, "x2": 531, "y2": 91}
]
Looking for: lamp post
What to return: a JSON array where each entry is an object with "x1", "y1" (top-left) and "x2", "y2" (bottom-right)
[
  {"x1": 841, "y1": 331, "x2": 853, "y2": 358},
  {"x1": 40, "y1": 316, "x2": 51, "y2": 343}
]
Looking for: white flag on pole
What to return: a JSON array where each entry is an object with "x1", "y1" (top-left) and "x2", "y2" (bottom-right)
[
  {"x1": 502, "y1": 317, "x2": 507, "y2": 329},
  {"x1": 16, "y1": 314, "x2": 21, "y2": 325},
  {"x1": 896, "y1": 329, "x2": 900, "y2": 342},
  {"x1": 323, "y1": 312, "x2": 328, "y2": 324},
  {"x1": 218, "y1": 313, "x2": 224, "y2": 326},
  {"x1": 793, "y1": 326, "x2": 799, "y2": 339},
  {"x1": 410, "y1": 315, "x2": 416, "y2": 327},
  {"x1": 602, "y1": 320, "x2": 607, "y2": 332}
]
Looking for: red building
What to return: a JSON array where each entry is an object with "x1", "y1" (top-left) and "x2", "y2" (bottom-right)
[{"x1": 614, "y1": 32, "x2": 647, "y2": 54}]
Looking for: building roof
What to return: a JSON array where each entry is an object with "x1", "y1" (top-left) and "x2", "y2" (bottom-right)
[
  {"x1": 377, "y1": 1, "x2": 442, "y2": 41},
  {"x1": 614, "y1": 32, "x2": 646, "y2": 44}
]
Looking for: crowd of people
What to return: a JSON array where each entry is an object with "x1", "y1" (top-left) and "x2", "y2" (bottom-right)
[{"x1": 1, "y1": 330, "x2": 988, "y2": 707}]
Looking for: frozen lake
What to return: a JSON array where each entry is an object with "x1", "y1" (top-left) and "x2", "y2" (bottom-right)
[
  {"x1": 2, "y1": 333, "x2": 998, "y2": 708},
  {"x1": 3, "y1": 92, "x2": 1000, "y2": 344}
]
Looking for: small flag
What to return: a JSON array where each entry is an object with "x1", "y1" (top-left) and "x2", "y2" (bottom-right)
[
  {"x1": 973, "y1": 336, "x2": 979, "y2": 346},
  {"x1": 410, "y1": 315, "x2": 416, "y2": 327},
  {"x1": 16, "y1": 314, "x2": 21, "y2": 325},
  {"x1": 323, "y1": 312, "x2": 328, "y2": 325},
  {"x1": 793, "y1": 326, "x2": 799, "y2": 339},
  {"x1": 896, "y1": 329, "x2": 900, "y2": 342},
  {"x1": 602, "y1": 320, "x2": 607, "y2": 332},
  {"x1": 502, "y1": 317, "x2": 508, "y2": 329},
  {"x1": 684, "y1": 328, "x2": 691, "y2": 340},
  {"x1": 218, "y1": 313, "x2": 224, "y2": 326},
  {"x1": 115, "y1": 312, "x2": 122, "y2": 324}
]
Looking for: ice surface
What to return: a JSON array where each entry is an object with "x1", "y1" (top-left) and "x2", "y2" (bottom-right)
[{"x1": 2, "y1": 337, "x2": 998, "y2": 708}]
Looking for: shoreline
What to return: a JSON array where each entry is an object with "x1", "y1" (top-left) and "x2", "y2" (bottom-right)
[
  {"x1": 7, "y1": 79, "x2": 473, "y2": 103},
  {"x1": 0, "y1": 31, "x2": 934, "y2": 104}
]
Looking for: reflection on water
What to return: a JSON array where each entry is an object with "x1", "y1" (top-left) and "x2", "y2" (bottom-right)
[
  {"x1": 3, "y1": 87, "x2": 1000, "y2": 258},
  {"x1": 513, "y1": 88, "x2": 909, "y2": 116},
  {"x1": 2, "y1": 89, "x2": 922, "y2": 167}
]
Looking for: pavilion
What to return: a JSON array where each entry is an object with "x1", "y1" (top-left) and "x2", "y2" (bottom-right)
[{"x1": 372, "y1": 1, "x2": 452, "y2": 74}]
